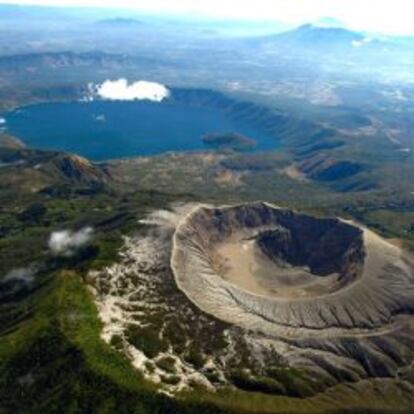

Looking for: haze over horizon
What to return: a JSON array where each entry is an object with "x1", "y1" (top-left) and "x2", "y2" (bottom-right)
[{"x1": 1, "y1": 0, "x2": 414, "y2": 35}]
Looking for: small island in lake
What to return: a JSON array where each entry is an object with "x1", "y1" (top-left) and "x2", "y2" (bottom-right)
[{"x1": 202, "y1": 132, "x2": 257, "y2": 152}]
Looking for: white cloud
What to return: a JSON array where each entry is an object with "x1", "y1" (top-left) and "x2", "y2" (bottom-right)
[
  {"x1": 3, "y1": 267, "x2": 35, "y2": 284},
  {"x1": 49, "y1": 227, "x2": 93, "y2": 256},
  {"x1": 0, "y1": 118, "x2": 6, "y2": 125},
  {"x1": 352, "y1": 37, "x2": 373, "y2": 48},
  {"x1": 93, "y1": 79, "x2": 170, "y2": 102}
]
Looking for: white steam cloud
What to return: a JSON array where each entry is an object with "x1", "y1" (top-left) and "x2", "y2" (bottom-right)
[
  {"x1": 91, "y1": 79, "x2": 170, "y2": 102},
  {"x1": 49, "y1": 227, "x2": 93, "y2": 256},
  {"x1": 352, "y1": 37, "x2": 373, "y2": 48},
  {"x1": 3, "y1": 267, "x2": 36, "y2": 285},
  {"x1": 0, "y1": 117, "x2": 6, "y2": 125}
]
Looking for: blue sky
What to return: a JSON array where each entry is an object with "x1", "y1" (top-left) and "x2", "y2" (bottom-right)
[{"x1": 2, "y1": 0, "x2": 413, "y2": 35}]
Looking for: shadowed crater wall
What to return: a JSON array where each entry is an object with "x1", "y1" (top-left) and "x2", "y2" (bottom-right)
[{"x1": 256, "y1": 214, "x2": 364, "y2": 278}]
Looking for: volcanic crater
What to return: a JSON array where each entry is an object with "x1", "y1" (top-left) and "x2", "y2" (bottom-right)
[
  {"x1": 92, "y1": 202, "x2": 414, "y2": 393},
  {"x1": 172, "y1": 202, "x2": 414, "y2": 336}
]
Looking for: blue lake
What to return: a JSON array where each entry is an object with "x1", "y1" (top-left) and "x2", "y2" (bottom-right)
[{"x1": 4, "y1": 100, "x2": 279, "y2": 161}]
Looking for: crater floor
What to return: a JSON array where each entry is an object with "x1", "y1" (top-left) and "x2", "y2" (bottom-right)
[{"x1": 216, "y1": 237, "x2": 347, "y2": 299}]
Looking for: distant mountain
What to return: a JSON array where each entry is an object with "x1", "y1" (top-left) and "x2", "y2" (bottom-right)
[
  {"x1": 267, "y1": 24, "x2": 365, "y2": 49},
  {"x1": 237, "y1": 23, "x2": 414, "y2": 83}
]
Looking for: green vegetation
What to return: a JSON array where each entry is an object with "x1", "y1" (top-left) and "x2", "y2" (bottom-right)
[
  {"x1": 202, "y1": 132, "x2": 257, "y2": 152},
  {"x1": 126, "y1": 325, "x2": 169, "y2": 359},
  {"x1": 0, "y1": 272, "x2": 236, "y2": 414},
  {"x1": 156, "y1": 356, "x2": 177, "y2": 374}
]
